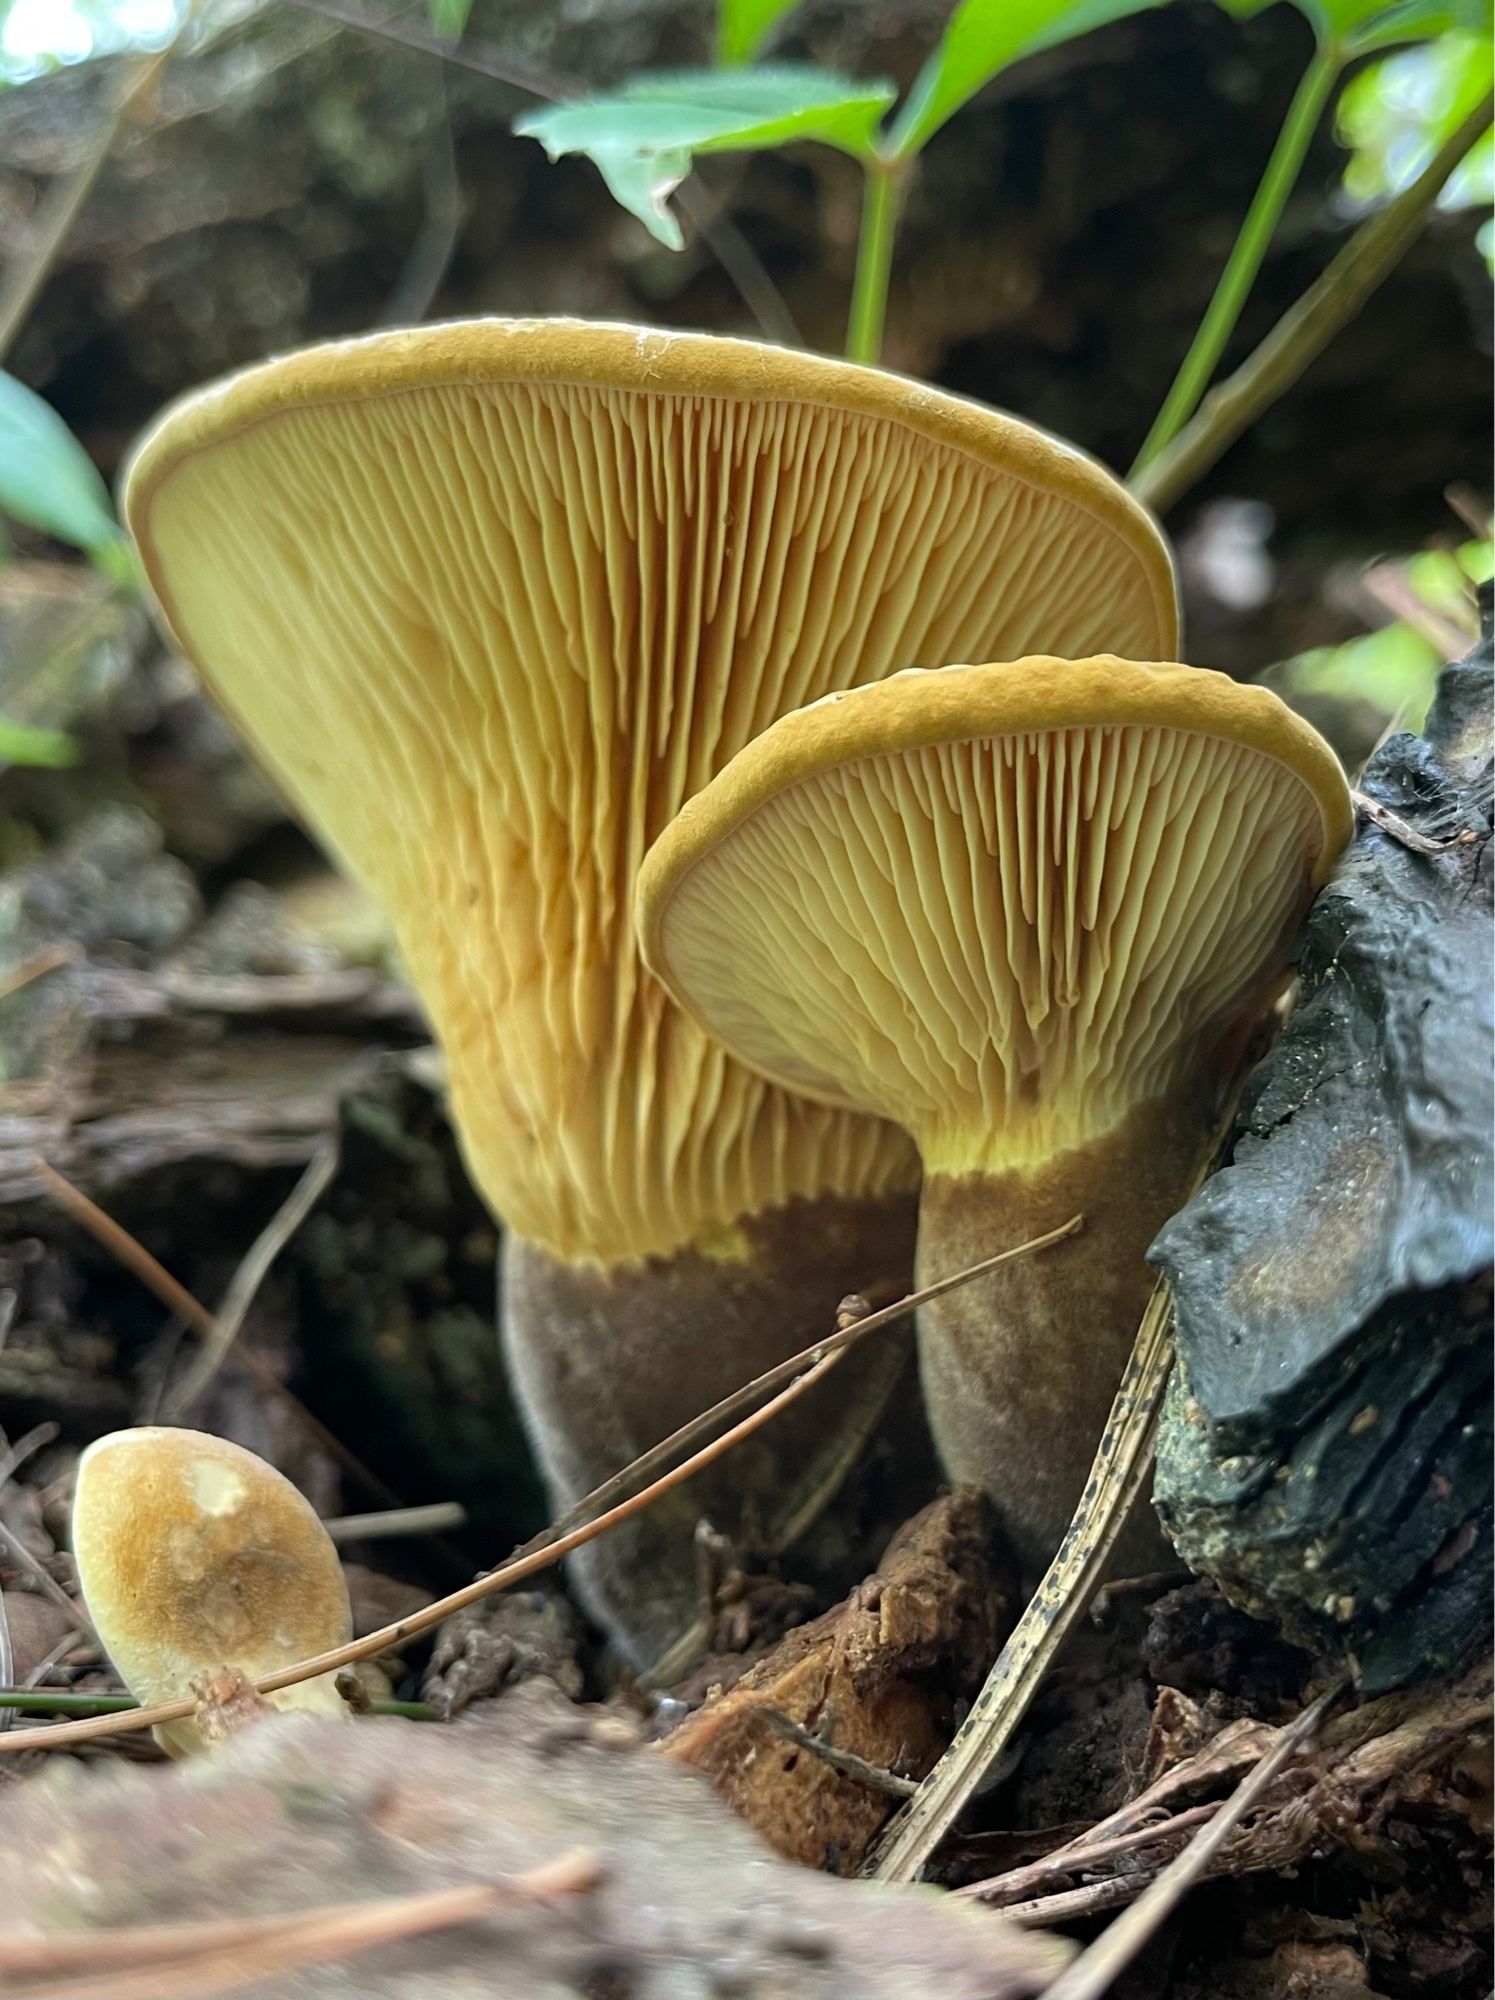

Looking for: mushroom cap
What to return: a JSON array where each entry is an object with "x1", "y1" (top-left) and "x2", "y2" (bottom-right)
[
  {"x1": 72, "y1": 1427, "x2": 351, "y2": 1751},
  {"x1": 123, "y1": 320, "x2": 1178, "y2": 1263},
  {"x1": 637, "y1": 657, "x2": 1353, "y2": 1176}
]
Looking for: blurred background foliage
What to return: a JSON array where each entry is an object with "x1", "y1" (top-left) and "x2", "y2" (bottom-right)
[{"x1": 0, "y1": 0, "x2": 1489, "y2": 776}]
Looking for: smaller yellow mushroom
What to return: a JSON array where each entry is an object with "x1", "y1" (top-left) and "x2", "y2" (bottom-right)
[{"x1": 71, "y1": 1427, "x2": 352, "y2": 1755}]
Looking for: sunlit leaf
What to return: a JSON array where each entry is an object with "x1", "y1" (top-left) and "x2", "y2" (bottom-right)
[
  {"x1": 890, "y1": 0, "x2": 1166, "y2": 157},
  {"x1": 0, "y1": 718, "x2": 79, "y2": 768},
  {"x1": 0, "y1": 371, "x2": 127, "y2": 568},
  {"x1": 516, "y1": 65, "x2": 895, "y2": 246},
  {"x1": 717, "y1": 0, "x2": 804, "y2": 64},
  {"x1": 1214, "y1": 0, "x2": 1485, "y2": 50},
  {"x1": 427, "y1": 0, "x2": 474, "y2": 36},
  {"x1": 1339, "y1": 31, "x2": 1493, "y2": 200},
  {"x1": 1289, "y1": 622, "x2": 1444, "y2": 727}
]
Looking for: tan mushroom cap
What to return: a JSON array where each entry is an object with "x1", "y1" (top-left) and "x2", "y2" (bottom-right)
[
  {"x1": 123, "y1": 320, "x2": 1178, "y2": 1266},
  {"x1": 637, "y1": 657, "x2": 1353, "y2": 1174},
  {"x1": 72, "y1": 1427, "x2": 351, "y2": 1755}
]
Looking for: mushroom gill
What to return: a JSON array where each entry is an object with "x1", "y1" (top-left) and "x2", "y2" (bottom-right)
[
  {"x1": 638, "y1": 657, "x2": 1352, "y2": 1574},
  {"x1": 124, "y1": 322, "x2": 1178, "y2": 1659}
]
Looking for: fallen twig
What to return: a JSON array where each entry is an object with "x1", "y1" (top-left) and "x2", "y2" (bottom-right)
[
  {"x1": 1131, "y1": 94, "x2": 1494, "y2": 516},
  {"x1": 756, "y1": 1705, "x2": 920, "y2": 1799},
  {"x1": 1352, "y1": 788, "x2": 1480, "y2": 856},
  {"x1": 0, "y1": 1852, "x2": 597, "y2": 2000},
  {"x1": 0, "y1": 943, "x2": 77, "y2": 1006},
  {"x1": 35, "y1": 1158, "x2": 413, "y2": 1522},
  {"x1": 323, "y1": 1500, "x2": 467, "y2": 1543},
  {"x1": 862, "y1": 1276, "x2": 1176, "y2": 1882},
  {"x1": 0, "y1": 1220, "x2": 1076, "y2": 1756},
  {"x1": 163, "y1": 1137, "x2": 339, "y2": 1418},
  {"x1": 1035, "y1": 1684, "x2": 1344, "y2": 2000}
]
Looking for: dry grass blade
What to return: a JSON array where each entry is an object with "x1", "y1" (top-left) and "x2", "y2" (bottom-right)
[
  {"x1": 1035, "y1": 1685, "x2": 1344, "y2": 2000},
  {"x1": 163, "y1": 1137, "x2": 339, "y2": 1418},
  {"x1": 34, "y1": 1158, "x2": 410, "y2": 1518},
  {"x1": 0, "y1": 1219, "x2": 1077, "y2": 1757},
  {"x1": 863, "y1": 1276, "x2": 1176, "y2": 1883}
]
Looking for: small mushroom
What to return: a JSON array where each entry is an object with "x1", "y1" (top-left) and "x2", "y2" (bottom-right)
[
  {"x1": 123, "y1": 321, "x2": 1178, "y2": 1660},
  {"x1": 71, "y1": 1427, "x2": 351, "y2": 1755},
  {"x1": 637, "y1": 657, "x2": 1353, "y2": 1575}
]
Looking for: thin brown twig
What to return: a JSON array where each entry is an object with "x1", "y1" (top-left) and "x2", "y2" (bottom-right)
[
  {"x1": 1131, "y1": 94, "x2": 1495, "y2": 516},
  {"x1": 0, "y1": 1517, "x2": 87, "y2": 1630},
  {"x1": 0, "y1": 1849, "x2": 597, "y2": 1990},
  {"x1": 0, "y1": 1219, "x2": 1076, "y2": 1756},
  {"x1": 163, "y1": 1138, "x2": 339, "y2": 1419},
  {"x1": 511, "y1": 1212, "x2": 1080, "y2": 1584},
  {"x1": 958, "y1": 1801, "x2": 1219, "y2": 1907},
  {"x1": 34, "y1": 1159, "x2": 412, "y2": 1520},
  {"x1": 0, "y1": 943, "x2": 77, "y2": 1006},
  {"x1": 323, "y1": 1500, "x2": 467, "y2": 1542},
  {"x1": 1036, "y1": 1684, "x2": 1345, "y2": 2000},
  {"x1": 0, "y1": 1874, "x2": 567, "y2": 2000},
  {"x1": 756, "y1": 1705, "x2": 919, "y2": 1798},
  {"x1": 1353, "y1": 788, "x2": 1479, "y2": 856}
]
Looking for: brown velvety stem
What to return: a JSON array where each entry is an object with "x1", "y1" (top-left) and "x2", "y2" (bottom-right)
[
  {"x1": 501, "y1": 1191, "x2": 919, "y2": 1668},
  {"x1": 915, "y1": 1087, "x2": 1213, "y2": 1582}
]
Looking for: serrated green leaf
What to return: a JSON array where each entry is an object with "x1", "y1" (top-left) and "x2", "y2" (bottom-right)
[
  {"x1": 516, "y1": 65, "x2": 896, "y2": 246},
  {"x1": 891, "y1": 0, "x2": 1166, "y2": 158},
  {"x1": 717, "y1": 0, "x2": 804, "y2": 64},
  {"x1": 427, "y1": 0, "x2": 473, "y2": 36},
  {"x1": 0, "y1": 371, "x2": 127, "y2": 567},
  {"x1": 0, "y1": 718, "x2": 79, "y2": 768}
]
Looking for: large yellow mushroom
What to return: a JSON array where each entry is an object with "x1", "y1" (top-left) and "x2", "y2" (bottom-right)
[
  {"x1": 123, "y1": 321, "x2": 1177, "y2": 1659},
  {"x1": 638, "y1": 658, "x2": 1352, "y2": 1576}
]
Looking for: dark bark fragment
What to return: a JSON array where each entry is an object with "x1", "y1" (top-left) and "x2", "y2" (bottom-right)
[{"x1": 1151, "y1": 604, "x2": 1494, "y2": 1689}]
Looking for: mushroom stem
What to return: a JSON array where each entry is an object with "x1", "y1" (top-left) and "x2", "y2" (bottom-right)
[
  {"x1": 914, "y1": 1084, "x2": 1213, "y2": 1580},
  {"x1": 502, "y1": 1189, "x2": 921, "y2": 1668}
]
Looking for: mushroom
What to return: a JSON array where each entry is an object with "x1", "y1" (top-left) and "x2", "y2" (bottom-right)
[
  {"x1": 637, "y1": 657, "x2": 1352, "y2": 1575},
  {"x1": 71, "y1": 1427, "x2": 351, "y2": 1755},
  {"x1": 122, "y1": 320, "x2": 1178, "y2": 1660}
]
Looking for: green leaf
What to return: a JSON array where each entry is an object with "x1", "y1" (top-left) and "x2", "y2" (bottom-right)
[
  {"x1": 1289, "y1": 622, "x2": 1443, "y2": 727},
  {"x1": 1339, "y1": 31, "x2": 1494, "y2": 197},
  {"x1": 0, "y1": 371, "x2": 127, "y2": 566},
  {"x1": 717, "y1": 0, "x2": 804, "y2": 64},
  {"x1": 890, "y1": 0, "x2": 1166, "y2": 157},
  {"x1": 427, "y1": 0, "x2": 474, "y2": 35},
  {"x1": 0, "y1": 719, "x2": 79, "y2": 768},
  {"x1": 516, "y1": 65, "x2": 896, "y2": 246},
  {"x1": 1213, "y1": 0, "x2": 1483, "y2": 49}
]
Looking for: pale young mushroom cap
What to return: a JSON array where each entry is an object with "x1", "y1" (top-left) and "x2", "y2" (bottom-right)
[
  {"x1": 72, "y1": 1428, "x2": 352, "y2": 1756},
  {"x1": 122, "y1": 321, "x2": 1179, "y2": 1267},
  {"x1": 637, "y1": 657, "x2": 1353, "y2": 1174}
]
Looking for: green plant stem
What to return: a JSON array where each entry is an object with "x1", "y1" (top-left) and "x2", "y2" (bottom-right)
[
  {"x1": 0, "y1": 1688, "x2": 434, "y2": 1721},
  {"x1": 846, "y1": 158, "x2": 905, "y2": 365},
  {"x1": 1131, "y1": 45, "x2": 1341, "y2": 476},
  {"x1": 1131, "y1": 91, "x2": 1494, "y2": 516}
]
